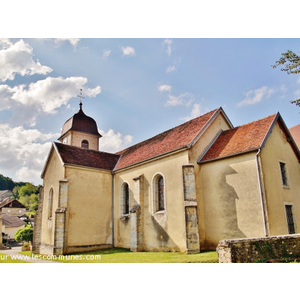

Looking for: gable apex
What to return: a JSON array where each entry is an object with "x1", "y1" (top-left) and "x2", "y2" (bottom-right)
[{"x1": 114, "y1": 108, "x2": 225, "y2": 170}]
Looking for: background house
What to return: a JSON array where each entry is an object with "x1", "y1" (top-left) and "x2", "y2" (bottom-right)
[
  {"x1": 1, "y1": 213, "x2": 25, "y2": 241},
  {"x1": 0, "y1": 190, "x2": 13, "y2": 202},
  {"x1": 0, "y1": 197, "x2": 27, "y2": 217},
  {"x1": 290, "y1": 124, "x2": 300, "y2": 149}
]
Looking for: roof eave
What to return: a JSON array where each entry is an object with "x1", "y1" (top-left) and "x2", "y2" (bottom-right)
[
  {"x1": 199, "y1": 148, "x2": 259, "y2": 164},
  {"x1": 63, "y1": 163, "x2": 114, "y2": 173},
  {"x1": 113, "y1": 145, "x2": 188, "y2": 173}
]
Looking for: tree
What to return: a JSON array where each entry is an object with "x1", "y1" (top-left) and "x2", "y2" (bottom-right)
[
  {"x1": 272, "y1": 50, "x2": 300, "y2": 107},
  {"x1": 19, "y1": 183, "x2": 36, "y2": 197},
  {"x1": 14, "y1": 226, "x2": 33, "y2": 243},
  {"x1": 19, "y1": 193, "x2": 39, "y2": 212}
]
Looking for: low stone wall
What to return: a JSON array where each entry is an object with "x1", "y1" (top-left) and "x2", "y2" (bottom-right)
[{"x1": 217, "y1": 234, "x2": 300, "y2": 263}]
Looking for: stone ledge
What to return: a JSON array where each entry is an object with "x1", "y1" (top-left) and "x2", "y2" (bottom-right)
[{"x1": 217, "y1": 234, "x2": 300, "y2": 263}]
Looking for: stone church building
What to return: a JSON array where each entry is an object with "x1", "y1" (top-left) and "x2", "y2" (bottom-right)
[{"x1": 33, "y1": 102, "x2": 300, "y2": 255}]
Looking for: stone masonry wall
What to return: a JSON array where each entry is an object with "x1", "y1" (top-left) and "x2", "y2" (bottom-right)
[
  {"x1": 217, "y1": 234, "x2": 300, "y2": 263},
  {"x1": 32, "y1": 187, "x2": 44, "y2": 254},
  {"x1": 182, "y1": 165, "x2": 200, "y2": 253}
]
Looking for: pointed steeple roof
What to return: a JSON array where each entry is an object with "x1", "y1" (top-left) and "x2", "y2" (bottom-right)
[{"x1": 59, "y1": 103, "x2": 102, "y2": 140}]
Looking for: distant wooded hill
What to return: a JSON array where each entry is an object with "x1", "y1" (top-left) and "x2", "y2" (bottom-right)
[{"x1": 0, "y1": 174, "x2": 26, "y2": 191}]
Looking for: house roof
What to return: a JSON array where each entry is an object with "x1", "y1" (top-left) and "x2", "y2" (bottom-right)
[
  {"x1": 0, "y1": 190, "x2": 13, "y2": 198},
  {"x1": 54, "y1": 142, "x2": 120, "y2": 171},
  {"x1": 0, "y1": 197, "x2": 26, "y2": 209},
  {"x1": 114, "y1": 108, "x2": 226, "y2": 170},
  {"x1": 199, "y1": 113, "x2": 300, "y2": 163},
  {"x1": 59, "y1": 105, "x2": 102, "y2": 140},
  {"x1": 289, "y1": 124, "x2": 300, "y2": 149},
  {"x1": 199, "y1": 114, "x2": 278, "y2": 163},
  {"x1": 2, "y1": 213, "x2": 26, "y2": 228}
]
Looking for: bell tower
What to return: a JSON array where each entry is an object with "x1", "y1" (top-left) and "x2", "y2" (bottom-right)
[{"x1": 58, "y1": 90, "x2": 102, "y2": 151}]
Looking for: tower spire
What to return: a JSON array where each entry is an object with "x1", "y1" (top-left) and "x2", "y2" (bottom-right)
[{"x1": 77, "y1": 89, "x2": 85, "y2": 110}]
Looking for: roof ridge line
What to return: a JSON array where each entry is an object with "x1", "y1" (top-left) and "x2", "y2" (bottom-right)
[{"x1": 115, "y1": 108, "x2": 219, "y2": 155}]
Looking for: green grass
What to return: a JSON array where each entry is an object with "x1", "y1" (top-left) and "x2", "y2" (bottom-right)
[
  {"x1": 0, "y1": 252, "x2": 29, "y2": 263},
  {"x1": 21, "y1": 248, "x2": 219, "y2": 263}
]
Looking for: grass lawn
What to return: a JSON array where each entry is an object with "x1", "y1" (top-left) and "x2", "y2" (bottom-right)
[{"x1": 21, "y1": 248, "x2": 219, "y2": 263}]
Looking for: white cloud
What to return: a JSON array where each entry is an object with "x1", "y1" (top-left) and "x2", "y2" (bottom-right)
[
  {"x1": 163, "y1": 39, "x2": 173, "y2": 56},
  {"x1": 294, "y1": 89, "x2": 300, "y2": 99},
  {"x1": 0, "y1": 76, "x2": 101, "y2": 126},
  {"x1": 158, "y1": 84, "x2": 171, "y2": 92},
  {"x1": 121, "y1": 46, "x2": 136, "y2": 57},
  {"x1": 39, "y1": 38, "x2": 81, "y2": 48},
  {"x1": 99, "y1": 129, "x2": 133, "y2": 153},
  {"x1": 0, "y1": 84, "x2": 14, "y2": 110},
  {"x1": 280, "y1": 84, "x2": 287, "y2": 93},
  {"x1": 103, "y1": 49, "x2": 111, "y2": 59},
  {"x1": 166, "y1": 66, "x2": 176, "y2": 73},
  {"x1": 237, "y1": 86, "x2": 274, "y2": 107},
  {"x1": 181, "y1": 103, "x2": 201, "y2": 122},
  {"x1": 165, "y1": 92, "x2": 195, "y2": 107},
  {"x1": 0, "y1": 39, "x2": 52, "y2": 82},
  {"x1": 54, "y1": 38, "x2": 80, "y2": 47},
  {"x1": 0, "y1": 123, "x2": 59, "y2": 184}
]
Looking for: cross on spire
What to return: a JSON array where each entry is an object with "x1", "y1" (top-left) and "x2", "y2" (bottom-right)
[{"x1": 78, "y1": 89, "x2": 85, "y2": 109}]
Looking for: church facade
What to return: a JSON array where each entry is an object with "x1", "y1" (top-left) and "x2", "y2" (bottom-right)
[{"x1": 33, "y1": 104, "x2": 300, "y2": 255}]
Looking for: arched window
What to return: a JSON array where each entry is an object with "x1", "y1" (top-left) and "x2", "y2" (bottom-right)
[
  {"x1": 48, "y1": 188, "x2": 53, "y2": 219},
  {"x1": 81, "y1": 140, "x2": 89, "y2": 149},
  {"x1": 153, "y1": 174, "x2": 165, "y2": 213},
  {"x1": 122, "y1": 183, "x2": 130, "y2": 215},
  {"x1": 157, "y1": 176, "x2": 165, "y2": 211}
]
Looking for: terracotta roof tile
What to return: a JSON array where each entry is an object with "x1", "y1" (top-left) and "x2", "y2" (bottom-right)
[
  {"x1": 200, "y1": 114, "x2": 277, "y2": 162},
  {"x1": 114, "y1": 109, "x2": 219, "y2": 170},
  {"x1": 55, "y1": 142, "x2": 120, "y2": 171},
  {"x1": 289, "y1": 124, "x2": 300, "y2": 150}
]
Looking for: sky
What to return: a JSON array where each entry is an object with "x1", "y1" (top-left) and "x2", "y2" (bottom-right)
[{"x1": 1, "y1": 38, "x2": 300, "y2": 185}]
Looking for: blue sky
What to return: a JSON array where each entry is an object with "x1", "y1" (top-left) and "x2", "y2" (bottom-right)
[{"x1": 1, "y1": 38, "x2": 300, "y2": 185}]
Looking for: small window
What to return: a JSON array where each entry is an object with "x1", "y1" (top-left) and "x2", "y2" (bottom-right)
[
  {"x1": 122, "y1": 183, "x2": 130, "y2": 215},
  {"x1": 63, "y1": 137, "x2": 68, "y2": 144},
  {"x1": 153, "y1": 174, "x2": 165, "y2": 213},
  {"x1": 48, "y1": 188, "x2": 53, "y2": 219},
  {"x1": 285, "y1": 205, "x2": 295, "y2": 234},
  {"x1": 279, "y1": 162, "x2": 289, "y2": 187},
  {"x1": 81, "y1": 140, "x2": 89, "y2": 149}
]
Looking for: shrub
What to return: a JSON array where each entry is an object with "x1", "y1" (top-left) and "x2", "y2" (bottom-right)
[{"x1": 14, "y1": 226, "x2": 33, "y2": 243}]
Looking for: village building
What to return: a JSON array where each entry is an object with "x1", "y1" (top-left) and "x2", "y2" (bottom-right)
[
  {"x1": 0, "y1": 190, "x2": 13, "y2": 202},
  {"x1": 33, "y1": 101, "x2": 300, "y2": 255},
  {"x1": 1, "y1": 213, "x2": 26, "y2": 241},
  {"x1": 1, "y1": 194, "x2": 27, "y2": 246},
  {"x1": 0, "y1": 197, "x2": 27, "y2": 217},
  {"x1": 290, "y1": 124, "x2": 300, "y2": 149}
]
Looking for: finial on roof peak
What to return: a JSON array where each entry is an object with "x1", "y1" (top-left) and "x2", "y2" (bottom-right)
[{"x1": 77, "y1": 89, "x2": 85, "y2": 110}]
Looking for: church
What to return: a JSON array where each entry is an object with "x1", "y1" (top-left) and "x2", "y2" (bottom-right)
[{"x1": 33, "y1": 98, "x2": 300, "y2": 255}]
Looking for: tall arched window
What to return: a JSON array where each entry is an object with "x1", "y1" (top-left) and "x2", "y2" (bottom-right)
[
  {"x1": 153, "y1": 174, "x2": 165, "y2": 213},
  {"x1": 81, "y1": 140, "x2": 89, "y2": 149},
  {"x1": 48, "y1": 188, "x2": 53, "y2": 219},
  {"x1": 157, "y1": 176, "x2": 165, "y2": 211},
  {"x1": 122, "y1": 183, "x2": 130, "y2": 215}
]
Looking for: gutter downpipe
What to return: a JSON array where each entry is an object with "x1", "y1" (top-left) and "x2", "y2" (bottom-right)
[
  {"x1": 111, "y1": 173, "x2": 115, "y2": 248},
  {"x1": 255, "y1": 148, "x2": 268, "y2": 237}
]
